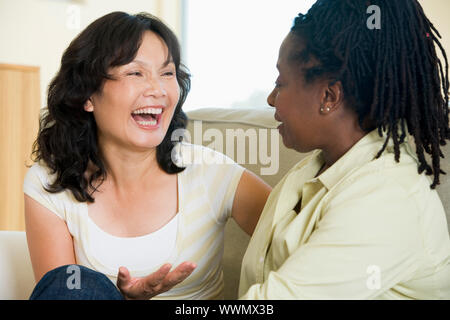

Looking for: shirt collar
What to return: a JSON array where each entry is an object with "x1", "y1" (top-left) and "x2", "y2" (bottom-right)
[{"x1": 316, "y1": 129, "x2": 399, "y2": 190}]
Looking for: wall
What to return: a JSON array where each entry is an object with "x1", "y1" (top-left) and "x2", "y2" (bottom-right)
[
  {"x1": 0, "y1": 0, "x2": 448, "y2": 110},
  {"x1": 419, "y1": 0, "x2": 450, "y2": 66},
  {"x1": 0, "y1": 0, "x2": 181, "y2": 109}
]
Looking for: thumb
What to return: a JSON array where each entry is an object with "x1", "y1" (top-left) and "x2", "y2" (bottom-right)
[{"x1": 117, "y1": 266, "x2": 131, "y2": 287}]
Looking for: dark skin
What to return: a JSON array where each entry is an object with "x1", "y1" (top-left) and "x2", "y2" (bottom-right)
[{"x1": 268, "y1": 32, "x2": 367, "y2": 177}]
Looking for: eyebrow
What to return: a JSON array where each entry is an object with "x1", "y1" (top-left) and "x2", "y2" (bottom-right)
[{"x1": 130, "y1": 58, "x2": 175, "y2": 69}]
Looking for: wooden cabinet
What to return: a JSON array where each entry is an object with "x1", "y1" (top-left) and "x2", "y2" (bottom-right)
[{"x1": 0, "y1": 64, "x2": 40, "y2": 230}]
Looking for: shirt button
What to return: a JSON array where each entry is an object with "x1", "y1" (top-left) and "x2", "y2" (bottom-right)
[{"x1": 259, "y1": 257, "x2": 264, "y2": 263}]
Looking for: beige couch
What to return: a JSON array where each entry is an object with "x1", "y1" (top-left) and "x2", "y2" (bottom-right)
[
  {"x1": 185, "y1": 107, "x2": 450, "y2": 300},
  {"x1": 0, "y1": 106, "x2": 448, "y2": 300}
]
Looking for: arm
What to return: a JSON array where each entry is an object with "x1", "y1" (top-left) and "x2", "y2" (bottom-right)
[
  {"x1": 231, "y1": 170, "x2": 272, "y2": 236},
  {"x1": 24, "y1": 194, "x2": 76, "y2": 283}
]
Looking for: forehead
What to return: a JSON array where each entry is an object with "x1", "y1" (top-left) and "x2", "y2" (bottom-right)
[
  {"x1": 137, "y1": 31, "x2": 170, "y2": 57},
  {"x1": 120, "y1": 31, "x2": 174, "y2": 71},
  {"x1": 277, "y1": 33, "x2": 303, "y2": 68},
  {"x1": 277, "y1": 33, "x2": 320, "y2": 79}
]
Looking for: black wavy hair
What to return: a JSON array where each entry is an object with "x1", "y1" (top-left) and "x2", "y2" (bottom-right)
[
  {"x1": 290, "y1": 0, "x2": 449, "y2": 188},
  {"x1": 32, "y1": 11, "x2": 191, "y2": 202}
]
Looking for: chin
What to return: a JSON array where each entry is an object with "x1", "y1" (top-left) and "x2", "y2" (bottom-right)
[
  {"x1": 281, "y1": 135, "x2": 295, "y2": 150},
  {"x1": 132, "y1": 135, "x2": 165, "y2": 150},
  {"x1": 294, "y1": 144, "x2": 316, "y2": 154},
  {"x1": 282, "y1": 137, "x2": 312, "y2": 154}
]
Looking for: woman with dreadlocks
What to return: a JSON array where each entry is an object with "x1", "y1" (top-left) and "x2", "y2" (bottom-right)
[{"x1": 239, "y1": 0, "x2": 450, "y2": 299}]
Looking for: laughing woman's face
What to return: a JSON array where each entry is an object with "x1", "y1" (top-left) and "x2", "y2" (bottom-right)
[{"x1": 84, "y1": 31, "x2": 180, "y2": 152}]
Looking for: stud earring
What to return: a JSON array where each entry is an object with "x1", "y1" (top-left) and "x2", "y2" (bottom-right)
[{"x1": 320, "y1": 105, "x2": 331, "y2": 113}]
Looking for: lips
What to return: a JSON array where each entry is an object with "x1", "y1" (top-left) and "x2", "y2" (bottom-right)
[
  {"x1": 131, "y1": 106, "x2": 165, "y2": 129},
  {"x1": 274, "y1": 112, "x2": 282, "y2": 123}
]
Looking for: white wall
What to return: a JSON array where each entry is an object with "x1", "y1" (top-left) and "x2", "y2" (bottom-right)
[
  {"x1": 0, "y1": 0, "x2": 448, "y2": 110},
  {"x1": 0, "y1": 0, "x2": 181, "y2": 108},
  {"x1": 419, "y1": 0, "x2": 450, "y2": 66}
]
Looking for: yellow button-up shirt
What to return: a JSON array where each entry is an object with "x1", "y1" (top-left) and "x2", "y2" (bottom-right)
[{"x1": 239, "y1": 129, "x2": 450, "y2": 299}]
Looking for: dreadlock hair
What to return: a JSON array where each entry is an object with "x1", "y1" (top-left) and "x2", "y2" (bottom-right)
[{"x1": 290, "y1": 0, "x2": 449, "y2": 188}]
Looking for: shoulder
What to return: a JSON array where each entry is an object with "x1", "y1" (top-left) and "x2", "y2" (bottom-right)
[
  {"x1": 175, "y1": 142, "x2": 243, "y2": 172},
  {"x1": 340, "y1": 150, "x2": 431, "y2": 197},
  {"x1": 176, "y1": 142, "x2": 245, "y2": 195},
  {"x1": 315, "y1": 153, "x2": 448, "y2": 258},
  {"x1": 24, "y1": 161, "x2": 57, "y2": 190},
  {"x1": 324, "y1": 151, "x2": 441, "y2": 223},
  {"x1": 23, "y1": 162, "x2": 77, "y2": 220}
]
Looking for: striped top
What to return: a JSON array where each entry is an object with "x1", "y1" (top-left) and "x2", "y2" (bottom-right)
[{"x1": 23, "y1": 143, "x2": 245, "y2": 299}]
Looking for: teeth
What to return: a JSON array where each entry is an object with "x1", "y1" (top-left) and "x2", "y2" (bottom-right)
[
  {"x1": 136, "y1": 119, "x2": 157, "y2": 126},
  {"x1": 132, "y1": 107, "x2": 163, "y2": 115}
]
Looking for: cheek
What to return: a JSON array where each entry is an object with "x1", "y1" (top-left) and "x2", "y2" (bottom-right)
[
  {"x1": 168, "y1": 81, "x2": 181, "y2": 108},
  {"x1": 97, "y1": 81, "x2": 134, "y2": 110},
  {"x1": 92, "y1": 88, "x2": 135, "y2": 130},
  {"x1": 94, "y1": 98, "x2": 129, "y2": 124},
  {"x1": 160, "y1": 82, "x2": 180, "y2": 128},
  {"x1": 278, "y1": 95, "x2": 299, "y2": 120}
]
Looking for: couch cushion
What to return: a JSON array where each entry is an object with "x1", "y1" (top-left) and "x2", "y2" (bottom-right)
[
  {"x1": 186, "y1": 107, "x2": 306, "y2": 187},
  {"x1": 0, "y1": 231, "x2": 35, "y2": 300}
]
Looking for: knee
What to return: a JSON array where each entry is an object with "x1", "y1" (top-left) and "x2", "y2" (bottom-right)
[
  {"x1": 30, "y1": 265, "x2": 123, "y2": 300},
  {"x1": 38, "y1": 264, "x2": 104, "y2": 287}
]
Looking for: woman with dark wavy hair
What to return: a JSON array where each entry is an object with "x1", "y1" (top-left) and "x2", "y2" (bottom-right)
[
  {"x1": 24, "y1": 11, "x2": 271, "y2": 300},
  {"x1": 239, "y1": 0, "x2": 450, "y2": 299}
]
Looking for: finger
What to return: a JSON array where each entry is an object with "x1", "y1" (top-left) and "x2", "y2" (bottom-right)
[
  {"x1": 163, "y1": 262, "x2": 197, "y2": 287},
  {"x1": 144, "y1": 263, "x2": 172, "y2": 287},
  {"x1": 117, "y1": 266, "x2": 137, "y2": 299},
  {"x1": 172, "y1": 261, "x2": 197, "y2": 274},
  {"x1": 116, "y1": 266, "x2": 131, "y2": 288}
]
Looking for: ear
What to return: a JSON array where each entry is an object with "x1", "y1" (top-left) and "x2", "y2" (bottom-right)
[
  {"x1": 84, "y1": 98, "x2": 94, "y2": 112},
  {"x1": 320, "y1": 80, "x2": 343, "y2": 115}
]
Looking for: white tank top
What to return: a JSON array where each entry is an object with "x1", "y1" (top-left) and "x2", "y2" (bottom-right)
[{"x1": 87, "y1": 213, "x2": 179, "y2": 270}]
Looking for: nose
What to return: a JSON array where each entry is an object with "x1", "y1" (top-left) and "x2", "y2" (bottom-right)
[
  {"x1": 143, "y1": 77, "x2": 167, "y2": 98},
  {"x1": 267, "y1": 88, "x2": 276, "y2": 108}
]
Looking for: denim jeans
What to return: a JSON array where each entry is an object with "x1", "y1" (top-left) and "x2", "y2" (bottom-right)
[{"x1": 29, "y1": 265, "x2": 124, "y2": 300}]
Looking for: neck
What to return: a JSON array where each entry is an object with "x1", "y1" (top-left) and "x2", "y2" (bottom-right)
[
  {"x1": 320, "y1": 119, "x2": 367, "y2": 170},
  {"x1": 97, "y1": 141, "x2": 163, "y2": 194}
]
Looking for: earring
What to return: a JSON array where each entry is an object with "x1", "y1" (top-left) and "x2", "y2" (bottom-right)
[{"x1": 320, "y1": 105, "x2": 331, "y2": 113}]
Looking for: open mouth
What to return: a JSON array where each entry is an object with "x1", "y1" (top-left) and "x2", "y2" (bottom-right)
[
  {"x1": 131, "y1": 107, "x2": 163, "y2": 128},
  {"x1": 274, "y1": 112, "x2": 282, "y2": 123}
]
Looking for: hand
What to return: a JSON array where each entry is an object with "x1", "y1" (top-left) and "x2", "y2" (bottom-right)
[{"x1": 116, "y1": 262, "x2": 197, "y2": 300}]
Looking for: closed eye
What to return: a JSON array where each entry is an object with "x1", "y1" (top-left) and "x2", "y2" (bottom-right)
[{"x1": 127, "y1": 71, "x2": 143, "y2": 76}]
